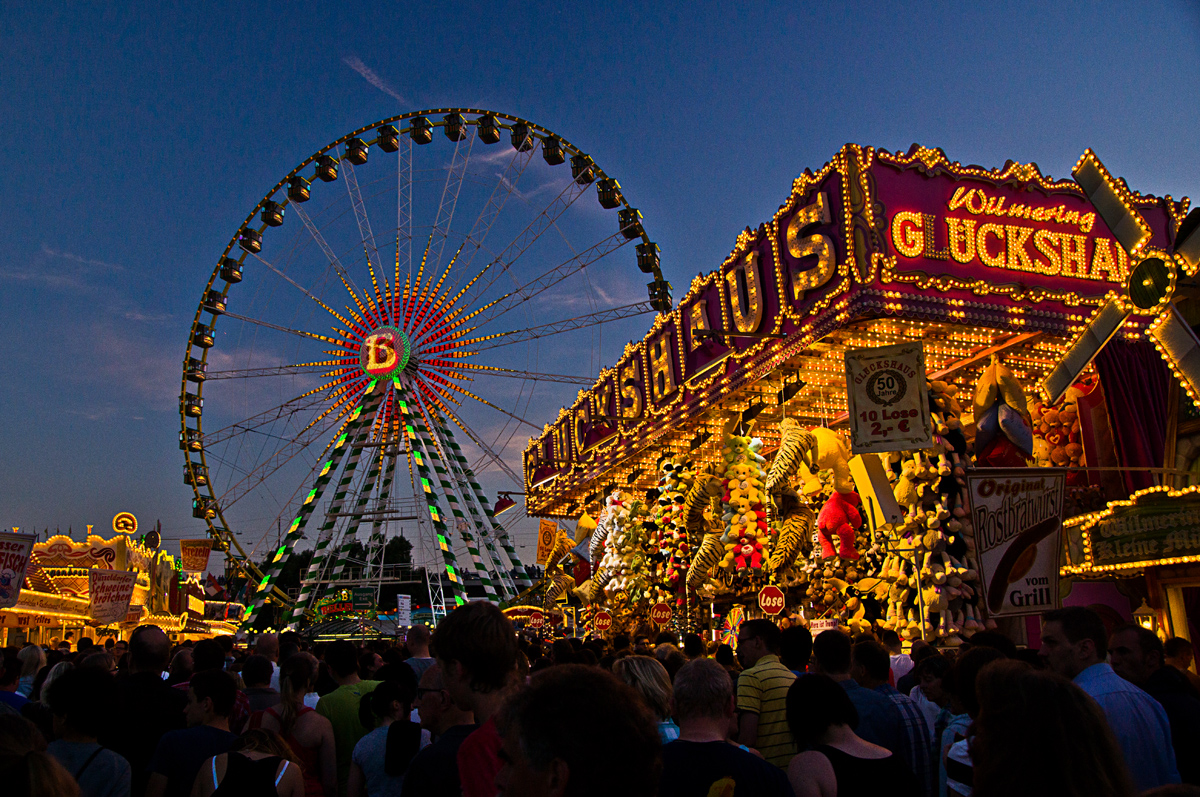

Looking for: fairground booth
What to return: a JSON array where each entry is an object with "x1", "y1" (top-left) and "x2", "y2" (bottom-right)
[
  {"x1": 0, "y1": 516, "x2": 245, "y2": 646},
  {"x1": 522, "y1": 143, "x2": 1200, "y2": 652}
]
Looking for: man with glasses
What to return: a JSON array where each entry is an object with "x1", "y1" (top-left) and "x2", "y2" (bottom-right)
[{"x1": 401, "y1": 664, "x2": 477, "y2": 797}]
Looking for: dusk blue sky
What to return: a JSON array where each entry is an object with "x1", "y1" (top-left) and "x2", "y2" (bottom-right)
[{"x1": 2, "y1": 2, "x2": 1198, "y2": 565}]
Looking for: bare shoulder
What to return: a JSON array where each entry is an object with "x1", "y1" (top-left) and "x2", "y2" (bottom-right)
[
  {"x1": 788, "y1": 750, "x2": 833, "y2": 777},
  {"x1": 788, "y1": 750, "x2": 836, "y2": 797},
  {"x1": 279, "y1": 760, "x2": 305, "y2": 797}
]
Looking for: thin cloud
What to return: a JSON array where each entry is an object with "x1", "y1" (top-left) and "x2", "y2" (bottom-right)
[
  {"x1": 0, "y1": 245, "x2": 125, "y2": 291},
  {"x1": 343, "y1": 56, "x2": 406, "y2": 103},
  {"x1": 122, "y1": 309, "x2": 172, "y2": 323},
  {"x1": 40, "y1": 245, "x2": 123, "y2": 273}
]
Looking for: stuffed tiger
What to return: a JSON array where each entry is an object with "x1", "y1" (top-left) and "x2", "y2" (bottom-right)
[
  {"x1": 765, "y1": 418, "x2": 814, "y2": 493},
  {"x1": 682, "y1": 468, "x2": 721, "y2": 537},
  {"x1": 769, "y1": 504, "x2": 815, "y2": 572},
  {"x1": 543, "y1": 568, "x2": 576, "y2": 609},
  {"x1": 542, "y1": 526, "x2": 577, "y2": 610},
  {"x1": 573, "y1": 492, "x2": 622, "y2": 604},
  {"x1": 686, "y1": 516, "x2": 726, "y2": 589}
]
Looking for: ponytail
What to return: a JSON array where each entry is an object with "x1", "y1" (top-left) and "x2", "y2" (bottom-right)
[
  {"x1": 278, "y1": 653, "x2": 318, "y2": 736},
  {"x1": 357, "y1": 679, "x2": 410, "y2": 729}
]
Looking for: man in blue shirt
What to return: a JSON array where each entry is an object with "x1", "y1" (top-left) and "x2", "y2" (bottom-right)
[
  {"x1": 811, "y1": 630, "x2": 903, "y2": 753},
  {"x1": 854, "y1": 640, "x2": 935, "y2": 797},
  {"x1": 1040, "y1": 606, "x2": 1180, "y2": 791},
  {"x1": 0, "y1": 653, "x2": 30, "y2": 713}
]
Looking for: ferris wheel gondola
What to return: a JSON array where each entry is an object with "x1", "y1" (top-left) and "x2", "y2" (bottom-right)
[{"x1": 180, "y1": 109, "x2": 671, "y2": 626}]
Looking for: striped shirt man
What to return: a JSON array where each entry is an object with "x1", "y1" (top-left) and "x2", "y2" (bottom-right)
[
  {"x1": 736, "y1": 654, "x2": 798, "y2": 767},
  {"x1": 876, "y1": 682, "x2": 936, "y2": 797}
]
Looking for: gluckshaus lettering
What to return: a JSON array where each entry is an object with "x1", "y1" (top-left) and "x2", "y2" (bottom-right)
[{"x1": 890, "y1": 188, "x2": 1126, "y2": 284}]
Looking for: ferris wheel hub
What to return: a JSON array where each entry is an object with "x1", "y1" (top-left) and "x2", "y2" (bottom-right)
[{"x1": 359, "y1": 325, "x2": 412, "y2": 379}]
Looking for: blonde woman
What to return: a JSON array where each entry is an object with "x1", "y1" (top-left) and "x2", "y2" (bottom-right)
[
  {"x1": 17, "y1": 646, "x2": 46, "y2": 697},
  {"x1": 249, "y1": 653, "x2": 337, "y2": 797},
  {"x1": 191, "y1": 729, "x2": 304, "y2": 797},
  {"x1": 613, "y1": 655, "x2": 679, "y2": 743}
]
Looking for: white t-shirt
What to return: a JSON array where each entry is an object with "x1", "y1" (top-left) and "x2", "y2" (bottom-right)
[
  {"x1": 270, "y1": 661, "x2": 280, "y2": 691},
  {"x1": 946, "y1": 737, "x2": 973, "y2": 796},
  {"x1": 890, "y1": 652, "x2": 914, "y2": 682}
]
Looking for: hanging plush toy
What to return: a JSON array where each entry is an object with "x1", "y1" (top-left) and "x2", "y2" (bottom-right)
[
  {"x1": 685, "y1": 468, "x2": 725, "y2": 588},
  {"x1": 653, "y1": 459, "x2": 693, "y2": 601},
  {"x1": 718, "y1": 421, "x2": 771, "y2": 575},
  {"x1": 973, "y1": 356, "x2": 1033, "y2": 467},
  {"x1": 817, "y1": 490, "x2": 862, "y2": 560},
  {"x1": 573, "y1": 491, "x2": 622, "y2": 603}
]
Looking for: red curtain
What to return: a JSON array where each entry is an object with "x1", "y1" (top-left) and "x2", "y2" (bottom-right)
[{"x1": 1095, "y1": 339, "x2": 1170, "y2": 492}]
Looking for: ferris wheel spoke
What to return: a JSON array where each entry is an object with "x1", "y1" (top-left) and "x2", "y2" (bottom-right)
[
  {"x1": 428, "y1": 128, "x2": 475, "y2": 278},
  {"x1": 459, "y1": 171, "x2": 592, "y2": 311},
  {"x1": 452, "y1": 301, "x2": 655, "y2": 353},
  {"x1": 203, "y1": 360, "x2": 353, "y2": 380},
  {"x1": 341, "y1": 155, "x2": 391, "y2": 319},
  {"x1": 410, "y1": 241, "x2": 470, "y2": 336},
  {"x1": 246, "y1": 251, "x2": 361, "y2": 331},
  {"x1": 423, "y1": 361, "x2": 595, "y2": 386},
  {"x1": 451, "y1": 142, "x2": 540, "y2": 290},
  {"x1": 200, "y1": 378, "x2": 363, "y2": 448},
  {"x1": 200, "y1": 390, "x2": 332, "y2": 447},
  {"x1": 223, "y1": 311, "x2": 357, "y2": 349},
  {"x1": 432, "y1": 399, "x2": 524, "y2": 487},
  {"x1": 289, "y1": 200, "x2": 371, "y2": 309},
  {"x1": 414, "y1": 231, "x2": 636, "y2": 348},
  {"x1": 213, "y1": 410, "x2": 350, "y2": 512},
  {"x1": 396, "y1": 136, "x2": 414, "y2": 315},
  {"x1": 422, "y1": 377, "x2": 542, "y2": 431}
]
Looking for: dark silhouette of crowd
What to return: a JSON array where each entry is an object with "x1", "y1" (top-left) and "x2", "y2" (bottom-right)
[{"x1": 2, "y1": 603, "x2": 1199, "y2": 797}]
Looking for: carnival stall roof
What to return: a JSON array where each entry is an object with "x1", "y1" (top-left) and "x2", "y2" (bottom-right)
[
  {"x1": 517, "y1": 143, "x2": 1192, "y2": 642},
  {"x1": 523, "y1": 143, "x2": 1188, "y2": 517}
]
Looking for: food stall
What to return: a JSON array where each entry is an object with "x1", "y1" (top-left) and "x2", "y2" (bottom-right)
[{"x1": 0, "y1": 521, "x2": 243, "y2": 646}]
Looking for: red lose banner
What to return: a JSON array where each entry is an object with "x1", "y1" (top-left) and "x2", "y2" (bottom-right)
[
  {"x1": 528, "y1": 610, "x2": 545, "y2": 629},
  {"x1": 593, "y1": 611, "x2": 613, "y2": 632},
  {"x1": 650, "y1": 603, "x2": 672, "y2": 624}
]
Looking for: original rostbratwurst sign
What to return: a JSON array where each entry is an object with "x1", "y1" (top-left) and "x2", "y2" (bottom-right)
[{"x1": 967, "y1": 468, "x2": 1066, "y2": 617}]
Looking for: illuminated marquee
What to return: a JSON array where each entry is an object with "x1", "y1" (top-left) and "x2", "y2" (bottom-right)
[
  {"x1": 888, "y1": 177, "x2": 1128, "y2": 289},
  {"x1": 523, "y1": 144, "x2": 1189, "y2": 514}
]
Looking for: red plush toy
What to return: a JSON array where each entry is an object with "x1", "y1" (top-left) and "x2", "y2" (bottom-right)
[
  {"x1": 817, "y1": 491, "x2": 862, "y2": 560},
  {"x1": 976, "y1": 435, "x2": 1028, "y2": 468}
]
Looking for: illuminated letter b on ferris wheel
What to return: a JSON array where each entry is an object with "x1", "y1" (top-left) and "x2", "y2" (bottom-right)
[{"x1": 365, "y1": 332, "x2": 398, "y2": 374}]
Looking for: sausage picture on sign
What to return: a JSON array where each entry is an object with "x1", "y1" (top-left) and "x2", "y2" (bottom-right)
[
  {"x1": 967, "y1": 469, "x2": 1065, "y2": 618},
  {"x1": 986, "y1": 515, "x2": 1061, "y2": 612}
]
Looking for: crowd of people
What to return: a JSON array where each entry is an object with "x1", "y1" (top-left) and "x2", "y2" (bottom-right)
[{"x1": 1, "y1": 603, "x2": 1199, "y2": 797}]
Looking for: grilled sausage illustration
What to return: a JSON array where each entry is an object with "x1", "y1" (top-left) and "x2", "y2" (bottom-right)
[{"x1": 988, "y1": 516, "x2": 1060, "y2": 612}]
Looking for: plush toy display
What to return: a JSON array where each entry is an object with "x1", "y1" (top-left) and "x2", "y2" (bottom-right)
[
  {"x1": 653, "y1": 459, "x2": 694, "y2": 604},
  {"x1": 718, "y1": 423, "x2": 771, "y2": 574}
]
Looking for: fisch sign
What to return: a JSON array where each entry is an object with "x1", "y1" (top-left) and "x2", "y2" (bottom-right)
[{"x1": 0, "y1": 531, "x2": 36, "y2": 610}]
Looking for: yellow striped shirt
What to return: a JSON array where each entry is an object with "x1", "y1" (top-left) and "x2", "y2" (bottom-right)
[{"x1": 736, "y1": 654, "x2": 798, "y2": 768}]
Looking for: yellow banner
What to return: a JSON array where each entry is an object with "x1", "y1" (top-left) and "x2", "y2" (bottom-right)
[{"x1": 536, "y1": 519, "x2": 558, "y2": 565}]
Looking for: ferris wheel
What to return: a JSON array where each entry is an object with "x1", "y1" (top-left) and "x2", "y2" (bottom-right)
[{"x1": 179, "y1": 108, "x2": 672, "y2": 627}]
